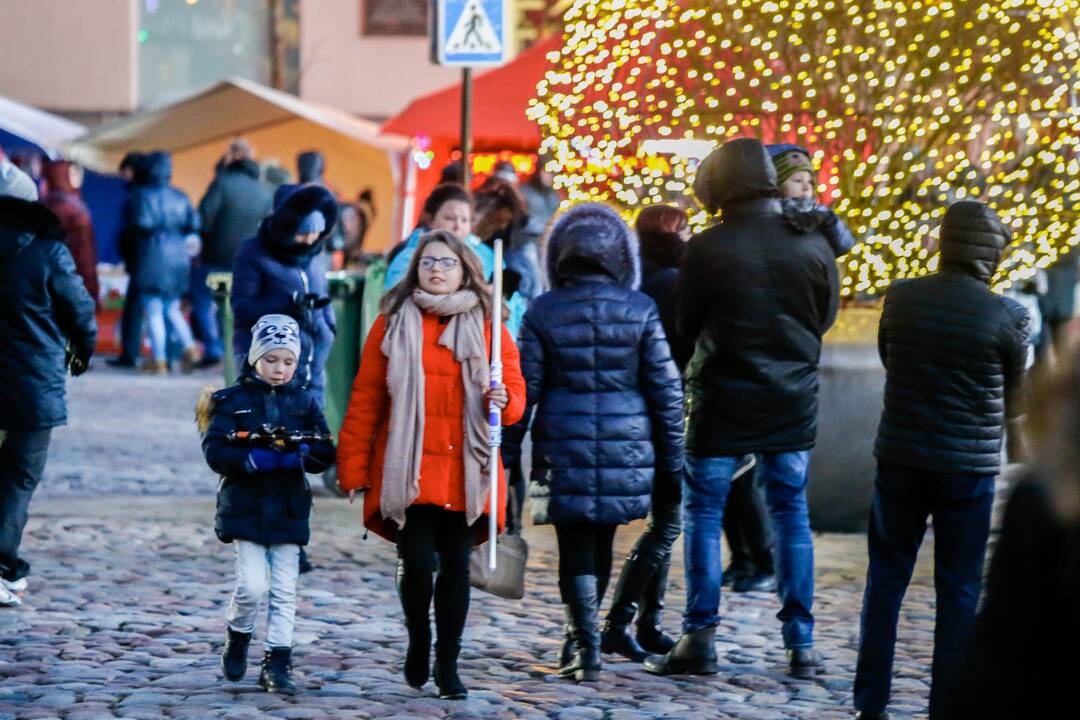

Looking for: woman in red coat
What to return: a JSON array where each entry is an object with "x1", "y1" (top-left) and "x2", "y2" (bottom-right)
[
  {"x1": 338, "y1": 229, "x2": 525, "y2": 699},
  {"x1": 42, "y1": 161, "x2": 99, "y2": 308}
]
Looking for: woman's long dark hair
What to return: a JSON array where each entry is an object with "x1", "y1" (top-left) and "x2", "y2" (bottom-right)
[
  {"x1": 636, "y1": 204, "x2": 689, "y2": 268},
  {"x1": 379, "y1": 230, "x2": 492, "y2": 318}
]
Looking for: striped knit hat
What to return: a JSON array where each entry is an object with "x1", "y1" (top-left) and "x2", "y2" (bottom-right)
[{"x1": 767, "y1": 144, "x2": 814, "y2": 186}]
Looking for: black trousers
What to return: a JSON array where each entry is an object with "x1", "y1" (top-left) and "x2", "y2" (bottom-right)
[
  {"x1": 0, "y1": 429, "x2": 52, "y2": 582},
  {"x1": 722, "y1": 466, "x2": 775, "y2": 575},
  {"x1": 554, "y1": 523, "x2": 618, "y2": 602},
  {"x1": 397, "y1": 505, "x2": 476, "y2": 656}
]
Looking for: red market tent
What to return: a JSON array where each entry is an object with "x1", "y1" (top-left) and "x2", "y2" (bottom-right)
[{"x1": 382, "y1": 35, "x2": 559, "y2": 228}]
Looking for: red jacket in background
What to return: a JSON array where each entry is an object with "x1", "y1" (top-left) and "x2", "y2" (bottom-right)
[{"x1": 42, "y1": 161, "x2": 99, "y2": 308}]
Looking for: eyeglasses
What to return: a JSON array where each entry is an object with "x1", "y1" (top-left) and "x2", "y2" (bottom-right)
[{"x1": 418, "y1": 256, "x2": 459, "y2": 271}]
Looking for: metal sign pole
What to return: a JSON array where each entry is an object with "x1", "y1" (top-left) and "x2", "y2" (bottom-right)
[{"x1": 487, "y1": 237, "x2": 504, "y2": 570}]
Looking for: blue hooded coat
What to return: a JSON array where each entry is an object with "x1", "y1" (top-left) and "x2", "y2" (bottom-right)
[
  {"x1": 127, "y1": 152, "x2": 200, "y2": 298},
  {"x1": 520, "y1": 203, "x2": 685, "y2": 526},
  {"x1": 230, "y1": 184, "x2": 339, "y2": 401}
]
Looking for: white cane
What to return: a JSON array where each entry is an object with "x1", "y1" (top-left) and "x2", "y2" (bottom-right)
[{"x1": 487, "y1": 237, "x2": 504, "y2": 571}]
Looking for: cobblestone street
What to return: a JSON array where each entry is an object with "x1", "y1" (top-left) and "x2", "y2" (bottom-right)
[{"x1": 1, "y1": 369, "x2": 940, "y2": 719}]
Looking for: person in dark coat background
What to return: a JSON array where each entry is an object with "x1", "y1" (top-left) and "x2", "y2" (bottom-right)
[
  {"x1": 0, "y1": 160, "x2": 97, "y2": 607},
  {"x1": 853, "y1": 201, "x2": 1029, "y2": 720},
  {"x1": 645, "y1": 138, "x2": 839, "y2": 679},
  {"x1": 41, "y1": 160, "x2": 99, "y2": 309},
  {"x1": 943, "y1": 347, "x2": 1080, "y2": 719},
  {"x1": 600, "y1": 204, "x2": 691, "y2": 663},
  {"x1": 231, "y1": 184, "x2": 339, "y2": 407},
  {"x1": 127, "y1": 151, "x2": 201, "y2": 373},
  {"x1": 108, "y1": 152, "x2": 147, "y2": 368},
  {"x1": 296, "y1": 151, "x2": 345, "y2": 257},
  {"x1": 520, "y1": 203, "x2": 685, "y2": 683},
  {"x1": 194, "y1": 140, "x2": 273, "y2": 366}
]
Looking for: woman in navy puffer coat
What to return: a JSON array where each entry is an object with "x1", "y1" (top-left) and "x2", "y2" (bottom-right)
[
  {"x1": 519, "y1": 203, "x2": 684, "y2": 682},
  {"x1": 231, "y1": 184, "x2": 339, "y2": 407}
]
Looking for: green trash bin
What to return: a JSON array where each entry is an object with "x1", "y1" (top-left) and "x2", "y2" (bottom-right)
[{"x1": 208, "y1": 270, "x2": 366, "y2": 495}]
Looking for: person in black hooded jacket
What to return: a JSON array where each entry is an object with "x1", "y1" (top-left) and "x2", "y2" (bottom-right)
[
  {"x1": 520, "y1": 202, "x2": 685, "y2": 683},
  {"x1": 0, "y1": 161, "x2": 97, "y2": 605},
  {"x1": 853, "y1": 201, "x2": 1029, "y2": 720},
  {"x1": 645, "y1": 138, "x2": 839, "y2": 679}
]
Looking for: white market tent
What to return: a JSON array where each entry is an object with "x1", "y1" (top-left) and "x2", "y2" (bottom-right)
[
  {"x1": 0, "y1": 93, "x2": 86, "y2": 154},
  {"x1": 67, "y1": 77, "x2": 410, "y2": 250}
]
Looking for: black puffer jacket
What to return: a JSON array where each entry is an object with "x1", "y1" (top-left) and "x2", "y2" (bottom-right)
[
  {"x1": 0, "y1": 197, "x2": 97, "y2": 431},
  {"x1": 198, "y1": 158, "x2": 273, "y2": 268},
  {"x1": 203, "y1": 373, "x2": 336, "y2": 546},
  {"x1": 640, "y1": 230, "x2": 693, "y2": 373},
  {"x1": 875, "y1": 201, "x2": 1030, "y2": 474},
  {"x1": 521, "y1": 204, "x2": 685, "y2": 526},
  {"x1": 678, "y1": 138, "x2": 839, "y2": 457}
]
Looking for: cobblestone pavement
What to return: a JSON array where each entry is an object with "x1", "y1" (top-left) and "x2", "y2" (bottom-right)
[{"x1": 1, "y1": 366, "x2": 941, "y2": 719}]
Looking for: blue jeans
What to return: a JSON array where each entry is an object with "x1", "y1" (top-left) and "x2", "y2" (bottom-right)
[
  {"x1": 143, "y1": 295, "x2": 195, "y2": 363},
  {"x1": 854, "y1": 461, "x2": 994, "y2": 718},
  {"x1": 0, "y1": 429, "x2": 52, "y2": 582},
  {"x1": 190, "y1": 262, "x2": 225, "y2": 361},
  {"x1": 683, "y1": 451, "x2": 815, "y2": 647}
]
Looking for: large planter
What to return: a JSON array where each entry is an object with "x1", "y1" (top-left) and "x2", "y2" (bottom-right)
[{"x1": 807, "y1": 308, "x2": 884, "y2": 532}]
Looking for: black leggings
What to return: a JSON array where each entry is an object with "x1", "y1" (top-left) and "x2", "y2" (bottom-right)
[
  {"x1": 554, "y1": 523, "x2": 618, "y2": 601},
  {"x1": 397, "y1": 505, "x2": 476, "y2": 653},
  {"x1": 722, "y1": 469, "x2": 775, "y2": 574}
]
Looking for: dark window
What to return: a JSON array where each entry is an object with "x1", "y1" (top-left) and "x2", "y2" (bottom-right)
[{"x1": 362, "y1": 0, "x2": 429, "y2": 36}]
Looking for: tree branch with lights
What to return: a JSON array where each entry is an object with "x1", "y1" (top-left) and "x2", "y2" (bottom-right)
[{"x1": 529, "y1": 0, "x2": 1080, "y2": 296}]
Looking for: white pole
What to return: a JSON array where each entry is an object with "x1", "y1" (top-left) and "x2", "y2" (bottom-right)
[{"x1": 488, "y1": 238, "x2": 504, "y2": 571}]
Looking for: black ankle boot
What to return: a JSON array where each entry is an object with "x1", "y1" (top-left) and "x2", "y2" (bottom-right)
[
  {"x1": 258, "y1": 647, "x2": 297, "y2": 695},
  {"x1": 787, "y1": 646, "x2": 824, "y2": 679},
  {"x1": 559, "y1": 575, "x2": 601, "y2": 682},
  {"x1": 600, "y1": 620, "x2": 648, "y2": 662},
  {"x1": 433, "y1": 647, "x2": 468, "y2": 699},
  {"x1": 636, "y1": 558, "x2": 676, "y2": 655},
  {"x1": 642, "y1": 627, "x2": 718, "y2": 676},
  {"x1": 220, "y1": 628, "x2": 252, "y2": 681}
]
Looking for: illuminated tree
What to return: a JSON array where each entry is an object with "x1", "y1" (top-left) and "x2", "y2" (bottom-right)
[{"x1": 529, "y1": 0, "x2": 1080, "y2": 295}]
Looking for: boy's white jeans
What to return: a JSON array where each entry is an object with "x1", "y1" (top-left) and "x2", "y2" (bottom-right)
[{"x1": 226, "y1": 540, "x2": 300, "y2": 649}]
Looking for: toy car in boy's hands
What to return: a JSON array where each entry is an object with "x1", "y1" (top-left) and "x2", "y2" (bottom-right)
[{"x1": 227, "y1": 425, "x2": 332, "y2": 452}]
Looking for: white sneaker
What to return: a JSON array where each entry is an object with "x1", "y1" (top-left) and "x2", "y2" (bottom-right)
[
  {"x1": 2, "y1": 577, "x2": 27, "y2": 593},
  {"x1": 0, "y1": 582, "x2": 21, "y2": 607}
]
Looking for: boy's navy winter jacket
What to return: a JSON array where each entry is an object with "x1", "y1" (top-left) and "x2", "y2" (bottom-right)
[
  {"x1": 127, "y1": 152, "x2": 200, "y2": 298},
  {"x1": 0, "y1": 197, "x2": 97, "y2": 431},
  {"x1": 231, "y1": 184, "x2": 339, "y2": 394},
  {"x1": 520, "y1": 204, "x2": 685, "y2": 527},
  {"x1": 203, "y1": 372, "x2": 336, "y2": 546}
]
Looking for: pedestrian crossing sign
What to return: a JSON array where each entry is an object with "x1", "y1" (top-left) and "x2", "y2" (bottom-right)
[{"x1": 434, "y1": 0, "x2": 509, "y2": 67}]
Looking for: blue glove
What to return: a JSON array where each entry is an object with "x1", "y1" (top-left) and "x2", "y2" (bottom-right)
[
  {"x1": 279, "y1": 444, "x2": 311, "y2": 471},
  {"x1": 245, "y1": 449, "x2": 281, "y2": 474}
]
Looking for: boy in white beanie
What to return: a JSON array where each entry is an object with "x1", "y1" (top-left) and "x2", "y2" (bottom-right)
[{"x1": 197, "y1": 313, "x2": 335, "y2": 695}]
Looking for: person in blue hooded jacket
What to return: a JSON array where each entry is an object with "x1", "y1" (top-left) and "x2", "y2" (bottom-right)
[
  {"x1": 230, "y1": 184, "x2": 339, "y2": 408},
  {"x1": 519, "y1": 203, "x2": 685, "y2": 683},
  {"x1": 127, "y1": 151, "x2": 201, "y2": 373}
]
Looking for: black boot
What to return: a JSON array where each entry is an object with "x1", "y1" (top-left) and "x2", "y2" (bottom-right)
[
  {"x1": 635, "y1": 557, "x2": 677, "y2": 655},
  {"x1": 642, "y1": 627, "x2": 718, "y2": 676},
  {"x1": 397, "y1": 559, "x2": 431, "y2": 689},
  {"x1": 433, "y1": 645, "x2": 468, "y2": 699},
  {"x1": 601, "y1": 548, "x2": 656, "y2": 662},
  {"x1": 258, "y1": 647, "x2": 297, "y2": 695},
  {"x1": 559, "y1": 575, "x2": 601, "y2": 682},
  {"x1": 787, "y1": 647, "x2": 824, "y2": 679},
  {"x1": 220, "y1": 627, "x2": 252, "y2": 681},
  {"x1": 558, "y1": 612, "x2": 575, "y2": 670}
]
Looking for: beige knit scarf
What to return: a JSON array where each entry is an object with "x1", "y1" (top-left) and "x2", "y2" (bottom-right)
[{"x1": 380, "y1": 289, "x2": 491, "y2": 531}]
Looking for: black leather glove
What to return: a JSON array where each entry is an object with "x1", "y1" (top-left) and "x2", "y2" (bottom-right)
[
  {"x1": 292, "y1": 291, "x2": 331, "y2": 310},
  {"x1": 654, "y1": 468, "x2": 683, "y2": 504},
  {"x1": 66, "y1": 349, "x2": 91, "y2": 377}
]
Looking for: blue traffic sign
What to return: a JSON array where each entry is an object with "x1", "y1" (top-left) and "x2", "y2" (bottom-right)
[{"x1": 434, "y1": 0, "x2": 509, "y2": 67}]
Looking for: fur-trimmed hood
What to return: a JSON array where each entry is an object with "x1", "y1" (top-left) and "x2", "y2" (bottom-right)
[
  {"x1": 0, "y1": 197, "x2": 63, "y2": 261},
  {"x1": 544, "y1": 203, "x2": 640, "y2": 289}
]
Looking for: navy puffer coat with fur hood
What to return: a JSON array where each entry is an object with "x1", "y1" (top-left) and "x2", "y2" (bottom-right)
[
  {"x1": 520, "y1": 203, "x2": 685, "y2": 526},
  {"x1": 230, "y1": 184, "x2": 339, "y2": 401}
]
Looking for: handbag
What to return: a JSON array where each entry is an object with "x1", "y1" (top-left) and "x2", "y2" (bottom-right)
[{"x1": 469, "y1": 533, "x2": 528, "y2": 600}]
